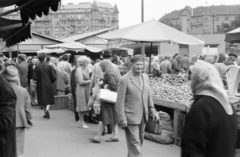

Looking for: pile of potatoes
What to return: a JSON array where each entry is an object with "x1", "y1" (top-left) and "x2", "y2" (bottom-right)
[{"x1": 149, "y1": 74, "x2": 192, "y2": 103}]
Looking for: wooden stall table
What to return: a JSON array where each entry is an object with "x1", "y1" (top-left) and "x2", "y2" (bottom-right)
[{"x1": 153, "y1": 98, "x2": 188, "y2": 146}]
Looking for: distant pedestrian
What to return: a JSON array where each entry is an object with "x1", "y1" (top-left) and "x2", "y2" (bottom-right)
[
  {"x1": 172, "y1": 55, "x2": 182, "y2": 74},
  {"x1": 117, "y1": 55, "x2": 159, "y2": 157},
  {"x1": 89, "y1": 60, "x2": 120, "y2": 143},
  {"x1": 181, "y1": 61, "x2": 237, "y2": 157},
  {"x1": 60, "y1": 54, "x2": 72, "y2": 75},
  {"x1": 2, "y1": 65, "x2": 32, "y2": 157},
  {"x1": 56, "y1": 62, "x2": 69, "y2": 95},
  {"x1": 16, "y1": 54, "x2": 28, "y2": 89},
  {"x1": 160, "y1": 55, "x2": 172, "y2": 74},
  {"x1": 75, "y1": 56, "x2": 91, "y2": 129},
  {"x1": 0, "y1": 73, "x2": 17, "y2": 157},
  {"x1": 180, "y1": 54, "x2": 190, "y2": 71},
  {"x1": 224, "y1": 51, "x2": 238, "y2": 66},
  {"x1": 33, "y1": 53, "x2": 56, "y2": 119},
  {"x1": 28, "y1": 59, "x2": 38, "y2": 106}
]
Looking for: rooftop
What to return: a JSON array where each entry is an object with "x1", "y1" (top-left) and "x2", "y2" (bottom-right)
[
  {"x1": 61, "y1": 27, "x2": 117, "y2": 42},
  {"x1": 160, "y1": 4, "x2": 240, "y2": 21}
]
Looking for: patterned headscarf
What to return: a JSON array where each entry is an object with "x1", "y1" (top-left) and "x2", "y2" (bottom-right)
[{"x1": 189, "y1": 61, "x2": 233, "y2": 115}]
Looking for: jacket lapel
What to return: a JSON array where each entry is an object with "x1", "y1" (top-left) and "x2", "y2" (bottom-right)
[{"x1": 129, "y1": 70, "x2": 143, "y2": 92}]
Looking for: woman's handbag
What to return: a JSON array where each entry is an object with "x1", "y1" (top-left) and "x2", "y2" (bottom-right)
[{"x1": 99, "y1": 89, "x2": 117, "y2": 104}]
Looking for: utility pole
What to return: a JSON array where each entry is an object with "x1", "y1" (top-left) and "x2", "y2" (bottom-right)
[
  {"x1": 141, "y1": 0, "x2": 144, "y2": 23},
  {"x1": 211, "y1": 14, "x2": 216, "y2": 33}
]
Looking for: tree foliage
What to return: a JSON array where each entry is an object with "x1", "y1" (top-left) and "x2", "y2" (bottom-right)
[
  {"x1": 218, "y1": 15, "x2": 240, "y2": 33},
  {"x1": 161, "y1": 18, "x2": 182, "y2": 31}
]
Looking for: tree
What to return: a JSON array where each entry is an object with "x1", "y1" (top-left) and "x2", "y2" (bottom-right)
[
  {"x1": 161, "y1": 18, "x2": 181, "y2": 31},
  {"x1": 218, "y1": 15, "x2": 240, "y2": 33}
]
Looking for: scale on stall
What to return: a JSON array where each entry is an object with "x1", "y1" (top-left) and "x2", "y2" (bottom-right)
[{"x1": 226, "y1": 65, "x2": 240, "y2": 96}]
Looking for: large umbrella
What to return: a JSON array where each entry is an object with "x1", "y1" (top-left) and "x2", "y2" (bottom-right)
[
  {"x1": 45, "y1": 42, "x2": 103, "y2": 53},
  {"x1": 225, "y1": 27, "x2": 240, "y2": 43},
  {"x1": 98, "y1": 20, "x2": 204, "y2": 45},
  {"x1": 98, "y1": 20, "x2": 205, "y2": 72}
]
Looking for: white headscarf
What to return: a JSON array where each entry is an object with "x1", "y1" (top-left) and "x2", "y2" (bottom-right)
[{"x1": 190, "y1": 61, "x2": 233, "y2": 115}]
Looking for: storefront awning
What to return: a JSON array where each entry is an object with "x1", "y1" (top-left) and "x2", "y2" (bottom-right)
[
  {"x1": 0, "y1": 0, "x2": 61, "y2": 23},
  {"x1": 225, "y1": 27, "x2": 240, "y2": 43},
  {"x1": 0, "y1": 18, "x2": 32, "y2": 47}
]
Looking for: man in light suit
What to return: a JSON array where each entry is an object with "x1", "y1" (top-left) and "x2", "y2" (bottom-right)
[{"x1": 117, "y1": 55, "x2": 159, "y2": 157}]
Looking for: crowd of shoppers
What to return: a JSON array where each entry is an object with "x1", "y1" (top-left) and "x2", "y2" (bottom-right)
[{"x1": 0, "y1": 49, "x2": 240, "y2": 157}]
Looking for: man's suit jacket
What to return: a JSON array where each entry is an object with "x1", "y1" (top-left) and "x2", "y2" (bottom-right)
[
  {"x1": 9, "y1": 82, "x2": 31, "y2": 128},
  {"x1": 116, "y1": 70, "x2": 156, "y2": 125}
]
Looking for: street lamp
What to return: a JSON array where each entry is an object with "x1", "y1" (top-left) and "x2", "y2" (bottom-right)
[{"x1": 141, "y1": 0, "x2": 144, "y2": 23}]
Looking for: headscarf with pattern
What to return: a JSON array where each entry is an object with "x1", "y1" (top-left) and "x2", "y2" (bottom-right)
[{"x1": 189, "y1": 61, "x2": 233, "y2": 115}]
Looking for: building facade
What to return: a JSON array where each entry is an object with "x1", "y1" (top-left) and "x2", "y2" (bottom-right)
[
  {"x1": 3, "y1": 1, "x2": 119, "y2": 39},
  {"x1": 159, "y1": 5, "x2": 240, "y2": 34}
]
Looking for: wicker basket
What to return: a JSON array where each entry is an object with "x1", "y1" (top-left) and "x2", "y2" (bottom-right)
[{"x1": 50, "y1": 95, "x2": 69, "y2": 110}]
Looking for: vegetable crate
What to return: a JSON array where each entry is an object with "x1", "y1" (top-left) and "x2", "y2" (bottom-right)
[{"x1": 50, "y1": 95, "x2": 69, "y2": 110}]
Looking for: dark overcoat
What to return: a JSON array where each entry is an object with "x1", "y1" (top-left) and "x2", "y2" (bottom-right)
[
  {"x1": 33, "y1": 61, "x2": 56, "y2": 106},
  {"x1": 0, "y1": 75, "x2": 17, "y2": 157},
  {"x1": 181, "y1": 95, "x2": 237, "y2": 157}
]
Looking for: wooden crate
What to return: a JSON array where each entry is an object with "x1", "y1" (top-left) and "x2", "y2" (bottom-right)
[
  {"x1": 153, "y1": 98, "x2": 186, "y2": 146},
  {"x1": 50, "y1": 95, "x2": 69, "y2": 110}
]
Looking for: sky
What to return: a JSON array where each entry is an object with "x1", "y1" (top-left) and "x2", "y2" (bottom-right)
[{"x1": 62, "y1": 0, "x2": 240, "y2": 28}]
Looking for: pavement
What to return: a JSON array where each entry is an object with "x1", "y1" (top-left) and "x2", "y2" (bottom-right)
[{"x1": 24, "y1": 106, "x2": 180, "y2": 157}]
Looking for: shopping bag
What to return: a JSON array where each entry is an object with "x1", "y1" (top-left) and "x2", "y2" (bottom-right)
[{"x1": 99, "y1": 89, "x2": 117, "y2": 103}]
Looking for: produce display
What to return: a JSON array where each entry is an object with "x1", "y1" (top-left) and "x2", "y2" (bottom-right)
[
  {"x1": 149, "y1": 74, "x2": 192, "y2": 103},
  {"x1": 150, "y1": 74, "x2": 240, "y2": 120}
]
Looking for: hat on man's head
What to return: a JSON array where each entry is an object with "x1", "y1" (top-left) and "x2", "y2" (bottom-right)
[
  {"x1": 2, "y1": 65, "x2": 20, "y2": 85},
  {"x1": 102, "y1": 49, "x2": 112, "y2": 58}
]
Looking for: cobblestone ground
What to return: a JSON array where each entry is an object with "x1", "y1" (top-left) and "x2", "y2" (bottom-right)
[{"x1": 24, "y1": 106, "x2": 180, "y2": 157}]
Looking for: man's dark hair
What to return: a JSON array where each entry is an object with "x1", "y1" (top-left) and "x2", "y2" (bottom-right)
[
  {"x1": 18, "y1": 54, "x2": 26, "y2": 61},
  {"x1": 62, "y1": 54, "x2": 68, "y2": 61},
  {"x1": 38, "y1": 53, "x2": 46, "y2": 61}
]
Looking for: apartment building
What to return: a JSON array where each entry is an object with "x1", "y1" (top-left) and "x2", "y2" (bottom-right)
[
  {"x1": 159, "y1": 5, "x2": 240, "y2": 34},
  {"x1": 3, "y1": 1, "x2": 119, "y2": 39}
]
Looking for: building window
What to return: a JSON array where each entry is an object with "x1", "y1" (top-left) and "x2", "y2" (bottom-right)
[
  {"x1": 77, "y1": 20, "x2": 82, "y2": 24},
  {"x1": 204, "y1": 17, "x2": 208, "y2": 22},
  {"x1": 225, "y1": 17, "x2": 229, "y2": 20},
  {"x1": 54, "y1": 21, "x2": 59, "y2": 26},
  {"x1": 61, "y1": 21, "x2": 66, "y2": 25},
  {"x1": 45, "y1": 31, "x2": 50, "y2": 36},
  {"x1": 62, "y1": 27, "x2": 66, "y2": 32}
]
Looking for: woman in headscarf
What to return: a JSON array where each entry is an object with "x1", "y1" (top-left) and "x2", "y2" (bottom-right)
[
  {"x1": 89, "y1": 60, "x2": 120, "y2": 143},
  {"x1": 181, "y1": 61, "x2": 237, "y2": 157}
]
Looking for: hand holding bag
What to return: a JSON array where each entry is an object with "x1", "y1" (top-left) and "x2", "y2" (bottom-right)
[{"x1": 99, "y1": 89, "x2": 117, "y2": 104}]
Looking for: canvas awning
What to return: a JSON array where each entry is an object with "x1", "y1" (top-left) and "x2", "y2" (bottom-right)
[
  {"x1": 37, "y1": 48, "x2": 64, "y2": 54},
  {"x1": 45, "y1": 42, "x2": 103, "y2": 53},
  {"x1": 98, "y1": 20, "x2": 205, "y2": 46},
  {"x1": 0, "y1": 0, "x2": 61, "y2": 23},
  {"x1": 225, "y1": 27, "x2": 240, "y2": 43},
  {"x1": 0, "y1": 17, "x2": 31, "y2": 47}
]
